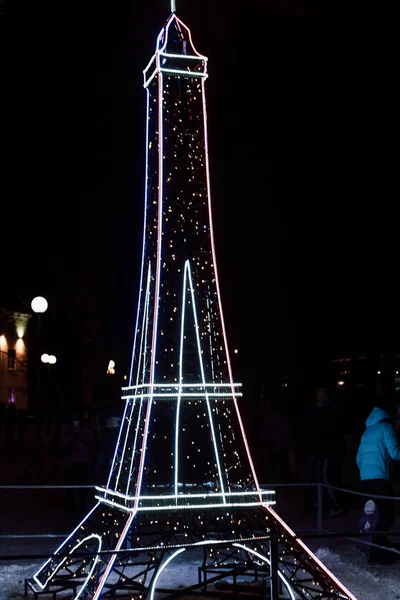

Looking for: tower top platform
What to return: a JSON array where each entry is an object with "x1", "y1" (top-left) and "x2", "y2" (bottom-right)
[{"x1": 143, "y1": 12, "x2": 208, "y2": 88}]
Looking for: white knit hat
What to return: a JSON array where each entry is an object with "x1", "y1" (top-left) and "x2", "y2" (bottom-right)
[{"x1": 364, "y1": 499, "x2": 376, "y2": 514}]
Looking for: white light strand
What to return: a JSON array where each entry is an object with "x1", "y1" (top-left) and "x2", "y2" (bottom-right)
[
  {"x1": 96, "y1": 486, "x2": 275, "y2": 502},
  {"x1": 116, "y1": 265, "x2": 153, "y2": 494},
  {"x1": 233, "y1": 543, "x2": 296, "y2": 600},
  {"x1": 122, "y1": 382, "x2": 242, "y2": 390},
  {"x1": 185, "y1": 261, "x2": 227, "y2": 499},
  {"x1": 122, "y1": 391, "x2": 243, "y2": 399},
  {"x1": 32, "y1": 504, "x2": 100, "y2": 590},
  {"x1": 69, "y1": 535, "x2": 102, "y2": 600},
  {"x1": 95, "y1": 495, "x2": 276, "y2": 513}
]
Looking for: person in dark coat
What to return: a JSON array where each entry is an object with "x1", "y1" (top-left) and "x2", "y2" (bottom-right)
[
  {"x1": 301, "y1": 388, "x2": 346, "y2": 516},
  {"x1": 263, "y1": 399, "x2": 293, "y2": 483},
  {"x1": 92, "y1": 415, "x2": 121, "y2": 485},
  {"x1": 356, "y1": 402, "x2": 400, "y2": 563},
  {"x1": 57, "y1": 417, "x2": 91, "y2": 515}
]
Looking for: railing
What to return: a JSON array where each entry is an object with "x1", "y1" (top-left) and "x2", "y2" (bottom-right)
[{"x1": 0, "y1": 481, "x2": 399, "y2": 544}]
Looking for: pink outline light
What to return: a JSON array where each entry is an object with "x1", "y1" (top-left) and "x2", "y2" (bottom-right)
[
  {"x1": 266, "y1": 505, "x2": 358, "y2": 600},
  {"x1": 201, "y1": 77, "x2": 262, "y2": 498},
  {"x1": 92, "y1": 511, "x2": 136, "y2": 600}
]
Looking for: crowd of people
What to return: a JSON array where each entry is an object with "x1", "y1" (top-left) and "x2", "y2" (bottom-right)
[
  {"x1": 1, "y1": 383, "x2": 399, "y2": 563},
  {"x1": 0, "y1": 405, "x2": 121, "y2": 517},
  {"x1": 300, "y1": 387, "x2": 346, "y2": 517},
  {"x1": 0, "y1": 402, "x2": 28, "y2": 441},
  {"x1": 49, "y1": 412, "x2": 122, "y2": 515}
]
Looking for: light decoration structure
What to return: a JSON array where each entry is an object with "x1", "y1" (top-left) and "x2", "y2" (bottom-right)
[{"x1": 27, "y1": 5, "x2": 358, "y2": 600}]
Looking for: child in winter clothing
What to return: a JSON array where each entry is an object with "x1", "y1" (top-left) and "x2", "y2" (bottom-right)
[{"x1": 356, "y1": 403, "x2": 400, "y2": 564}]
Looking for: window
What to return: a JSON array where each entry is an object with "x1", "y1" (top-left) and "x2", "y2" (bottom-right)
[{"x1": 8, "y1": 349, "x2": 16, "y2": 370}]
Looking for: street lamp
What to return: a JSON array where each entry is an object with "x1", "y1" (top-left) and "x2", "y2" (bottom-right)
[
  {"x1": 31, "y1": 297, "x2": 48, "y2": 315},
  {"x1": 41, "y1": 353, "x2": 57, "y2": 409},
  {"x1": 41, "y1": 353, "x2": 57, "y2": 365},
  {"x1": 31, "y1": 296, "x2": 48, "y2": 410}
]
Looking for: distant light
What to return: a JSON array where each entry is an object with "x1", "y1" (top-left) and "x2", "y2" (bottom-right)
[
  {"x1": 41, "y1": 353, "x2": 50, "y2": 363},
  {"x1": 107, "y1": 360, "x2": 116, "y2": 375},
  {"x1": 234, "y1": 349, "x2": 238, "y2": 354},
  {"x1": 337, "y1": 380, "x2": 345, "y2": 387},
  {"x1": 48, "y1": 355, "x2": 57, "y2": 364},
  {"x1": 31, "y1": 296, "x2": 48, "y2": 314},
  {"x1": 377, "y1": 370, "x2": 381, "y2": 375},
  {"x1": 16, "y1": 326, "x2": 24, "y2": 339}
]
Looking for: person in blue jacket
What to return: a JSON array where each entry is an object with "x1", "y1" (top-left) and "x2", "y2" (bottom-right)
[{"x1": 356, "y1": 401, "x2": 400, "y2": 563}]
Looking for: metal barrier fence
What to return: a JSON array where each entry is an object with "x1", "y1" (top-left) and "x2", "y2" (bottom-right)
[{"x1": 0, "y1": 481, "x2": 399, "y2": 545}]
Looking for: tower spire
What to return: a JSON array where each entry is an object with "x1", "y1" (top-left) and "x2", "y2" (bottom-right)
[{"x1": 171, "y1": 0, "x2": 176, "y2": 13}]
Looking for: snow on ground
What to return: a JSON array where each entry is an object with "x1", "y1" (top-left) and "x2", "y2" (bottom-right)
[
  {"x1": 1, "y1": 543, "x2": 400, "y2": 600},
  {"x1": 314, "y1": 545, "x2": 400, "y2": 600}
]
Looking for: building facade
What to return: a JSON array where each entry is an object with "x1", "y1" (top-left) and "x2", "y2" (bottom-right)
[{"x1": 0, "y1": 307, "x2": 30, "y2": 410}]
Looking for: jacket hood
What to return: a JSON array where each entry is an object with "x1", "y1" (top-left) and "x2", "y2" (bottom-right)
[{"x1": 365, "y1": 406, "x2": 390, "y2": 427}]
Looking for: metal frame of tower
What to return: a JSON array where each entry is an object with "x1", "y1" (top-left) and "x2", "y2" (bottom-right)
[{"x1": 25, "y1": 7, "x2": 358, "y2": 600}]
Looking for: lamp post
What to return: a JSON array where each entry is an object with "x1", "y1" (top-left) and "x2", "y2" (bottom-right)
[
  {"x1": 31, "y1": 296, "x2": 48, "y2": 411},
  {"x1": 41, "y1": 353, "x2": 56, "y2": 410}
]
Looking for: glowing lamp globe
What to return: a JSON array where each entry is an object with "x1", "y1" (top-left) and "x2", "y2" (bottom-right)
[
  {"x1": 48, "y1": 355, "x2": 57, "y2": 364},
  {"x1": 41, "y1": 353, "x2": 50, "y2": 363},
  {"x1": 31, "y1": 296, "x2": 48, "y2": 314}
]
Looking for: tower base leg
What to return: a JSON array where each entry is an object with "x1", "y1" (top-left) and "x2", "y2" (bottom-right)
[{"x1": 25, "y1": 503, "x2": 357, "y2": 600}]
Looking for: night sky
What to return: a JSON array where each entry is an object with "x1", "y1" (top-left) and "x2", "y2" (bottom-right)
[{"x1": 3, "y1": 1, "x2": 397, "y2": 396}]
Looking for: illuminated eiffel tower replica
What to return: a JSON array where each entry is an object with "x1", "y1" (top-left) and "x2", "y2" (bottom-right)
[{"x1": 27, "y1": 3, "x2": 358, "y2": 599}]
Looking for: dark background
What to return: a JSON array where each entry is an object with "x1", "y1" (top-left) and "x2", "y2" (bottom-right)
[{"x1": 2, "y1": 1, "x2": 397, "y2": 409}]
